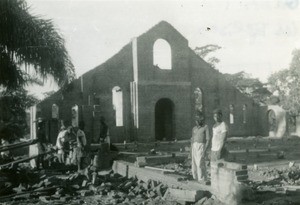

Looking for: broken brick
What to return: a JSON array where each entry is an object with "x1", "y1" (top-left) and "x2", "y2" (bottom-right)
[{"x1": 82, "y1": 180, "x2": 88, "y2": 187}]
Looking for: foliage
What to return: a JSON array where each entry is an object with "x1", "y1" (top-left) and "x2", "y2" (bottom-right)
[
  {"x1": 0, "y1": 88, "x2": 39, "y2": 141},
  {"x1": 0, "y1": 0, "x2": 76, "y2": 140},
  {"x1": 268, "y1": 49, "x2": 300, "y2": 115},
  {"x1": 194, "y1": 44, "x2": 221, "y2": 68},
  {"x1": 0, "y1": 0, "x2": 75, "y2": 91},
  {"x1": 224, "y1": 71, "x2": 271, "y2": 105},
  {"x1": 42, "y1": 90, "x2": 56, "y2": 99},
  {"x1": 194, "y1": 44, "x2": 271, "y2": 104}
]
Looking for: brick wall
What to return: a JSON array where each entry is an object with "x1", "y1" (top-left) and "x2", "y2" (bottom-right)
[
  {"x1": 211, "y1": 161, "x2": 249, "y2": 205},
  {"x1": 36, "y1": 21, "x2": 267, "y2": 144}
]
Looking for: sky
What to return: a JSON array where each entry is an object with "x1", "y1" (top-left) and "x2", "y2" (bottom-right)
[{"x1": 26, "y1": 0, "x2": 300, "y2": 98}]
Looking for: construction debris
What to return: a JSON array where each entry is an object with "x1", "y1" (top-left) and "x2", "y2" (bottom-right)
[
  {"x1": 1, "y1": 136, "x2": 300, "y2": 204},
  {"x1": 0, "y1": 163, "x2": 204, "y2": 204}
]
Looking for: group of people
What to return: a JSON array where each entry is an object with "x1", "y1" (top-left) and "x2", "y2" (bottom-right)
[
  {"x1": 191, "y1": 109, "x2": 228, "y2": 182},
  {"x1": 55, "y1": 121, "x2": 87, "y2": 172},
  {"x1": 54, "y1": 117, "x2": 109, "y2": 172}
]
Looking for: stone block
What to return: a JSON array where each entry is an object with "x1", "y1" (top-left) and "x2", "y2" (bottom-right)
[
  {"x1": 51, "y1": 194, "x2": 61, "y2": 199},
  {"x1": 148, "y1": 190, "x2": 157, "y2": 198},
  {"x1": 39, "y1": 196, "x2": 51, "y2": 203},
  {"x1": 82, "y1": 180, "x2": 88, "y2": 187},
  {"x1": 195, "y1": 196, "x2": 208, "y2": 205},
  {"x1": 71, "y1": 184, "x2": 80, "y2": 189},
  {"x1": 163, "y1": 188, "x2": 204, "y2": 202},
  {"x1": 235, "y1": 170, "x2": 248, "y2": 176},
  {"x1": 236, "y1": 175, "x2": 248, "y2": 182},
  {"x1": 78, "y1": 190, "x2": 93, "y2": 197},
  {"x1": 124, "y1": 181, "x2": 133, "y2": 189},
  {"x1": 44, "y1": 181, "x2": 52, "y2": 187},
  {"x1": 13, "y1": 184, "x2": 26, "y2": 193}
]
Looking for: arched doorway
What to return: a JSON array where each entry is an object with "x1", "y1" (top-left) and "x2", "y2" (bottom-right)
[{"x1": 155, "y1": 98, "x2": 174, "y2": 141}]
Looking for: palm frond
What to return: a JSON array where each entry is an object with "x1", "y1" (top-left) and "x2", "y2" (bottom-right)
[{"x1": 0, "y1": 0, "x2": 75, "y2": 90}]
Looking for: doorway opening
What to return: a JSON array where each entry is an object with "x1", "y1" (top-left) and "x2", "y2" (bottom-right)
[{"x1": 155, "y1": 98, "x2": 174, "y2": 141}]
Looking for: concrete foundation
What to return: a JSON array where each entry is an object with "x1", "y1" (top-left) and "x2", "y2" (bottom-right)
[
  {"x1": 211, "y1": 161, "x2": 251, "y2": 205},
  {"x1": 112, "y1": 160, "x2": 251, "y2": 204},
  {"x1": 112, "y1": 160, "x2": 210, "y2": 191}
]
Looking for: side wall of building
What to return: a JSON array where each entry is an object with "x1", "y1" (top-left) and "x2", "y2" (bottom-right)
[
  {"x1": 189, "y1": 50, "x2": 262, "y2": 136},
  {"x1": 38, "y1": 43, "x2": 134, "y2": 144},
  {"x1": 37, "y1": 22, "x2": 266, "y2": 145}
]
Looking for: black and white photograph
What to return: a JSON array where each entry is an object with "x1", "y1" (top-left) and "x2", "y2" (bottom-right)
[{"x1": 0, "y1": 0, "x2": 300, "y2": 204}]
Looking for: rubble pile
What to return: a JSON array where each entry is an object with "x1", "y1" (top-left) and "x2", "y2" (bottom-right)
[
  {"x1": 95, "y1": 174, "x2": 170, "y2": 204},
  {"x1": 256, "y1": 166, "x2": 300, "y2": 185},
  {"x1": 0, "y1": 163, "x2": 174, "y2": 204},
  {"x1": 0, "y1": 162, "x2": 226, "y2": 205}
]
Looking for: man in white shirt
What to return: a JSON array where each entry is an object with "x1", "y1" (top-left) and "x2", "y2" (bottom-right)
[
  {"x1": 75, "y1": 121, "x2": 87, "y2": 172},
  {"x1": 211, "y1": 109, "x2": 228, "y2": 161},
  {"x1": 56, "y1": 126, "x2": 67, "y2": 163}
]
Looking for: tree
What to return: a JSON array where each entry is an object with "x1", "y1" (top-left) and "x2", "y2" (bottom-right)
[
  {"x1": 194, "y1": 44, "x2": 221, "y2": 68},
  {"x1": 268, "y1": 49, "x2": 300, "y2": 135},
  {"x1": 268, "y1": 49, "x2": 300, "y2": 116},
  {"x1": 0, "y1": 0, "x2": 76, "y2": 140},
  {"x1": 194, "y1": 45, "x2": 271, "y2": 104},
  {"x1": 224, "y1": 71, "x2": 271, "y2": 105},
  {"x1": 0, "y1": 88, "x2": 39, "y2": 141},
  {"x1": 0, "y1": 0, "x2": 75, "y2": 91}
]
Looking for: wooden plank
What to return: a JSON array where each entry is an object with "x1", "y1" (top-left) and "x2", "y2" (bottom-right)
[
  {"x1": 0, "y1": 149, "x2": 55, "y2": 168},
  {"x1": 0, "y1": 186, "x2": 58, "y2": 202},
  {"x1": 144, "y1": 166, "x2": 175, "y2": 173},
  {"x1": 0, "y1": 139, "x2": 38, "y2": 152}
]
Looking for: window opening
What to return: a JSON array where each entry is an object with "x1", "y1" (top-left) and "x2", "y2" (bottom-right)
[
  {"x1": 112, "y1": 86, "x2": 123, "y2": 126},
  {"x1": 153, "y1": 39, "x2": 172, "y2": 70}
]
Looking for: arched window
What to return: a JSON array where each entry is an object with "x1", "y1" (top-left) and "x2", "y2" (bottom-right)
[
  {"x1": 52, "y1": 104, "x2": 59, "y2": 119},
  {"x1": 243, "y1": 104, "x2": 247, "y2": 124},
  {"x1": 229, "y1": 104, "x2": 234, "y2": 124},
  {"x1": 112, "y1": 86, "x2": 123, "y2": 126},
  {"x1": 194, "y1": 88, "x2": 203, "y2": 115},
  {"x1": 153, "y1": 39, "x2": 172, "y2": 70}
]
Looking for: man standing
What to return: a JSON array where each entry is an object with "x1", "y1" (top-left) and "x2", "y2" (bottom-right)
[
  {"x1": 76, "y1": 121, "x2": 87, "y2": 173},
  {"x1": 99, "y1": 117, "x2": 108, "y2": 143},
  {"x1": 56, "y1": 126, "x2": 67, "y2": 163},
  {"x1": 211, "y1": 109, "x2": 228, "y2": 161},
  {"x1": 191, "y1": 115, "x2": 210, "y2": 182}
]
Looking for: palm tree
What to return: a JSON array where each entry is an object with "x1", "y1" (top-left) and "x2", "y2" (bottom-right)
[{"x1": 0, "y1": 0, "x2": 75, "y2": 90}]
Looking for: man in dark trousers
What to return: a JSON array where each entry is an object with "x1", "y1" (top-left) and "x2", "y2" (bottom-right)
[{"x1": 99, "y1": 117, "x2": 108, "y2": 143}]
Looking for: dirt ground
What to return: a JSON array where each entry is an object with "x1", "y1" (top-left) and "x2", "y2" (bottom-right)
[
  {"x1": 116, "y1": 136, "x2": 300, "y2": 205},
  {"x1": 1, "y1": 136, "x2": 300, "y2": 205}
]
